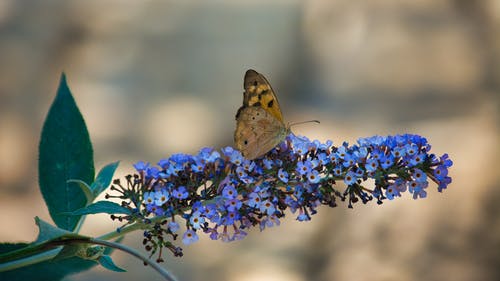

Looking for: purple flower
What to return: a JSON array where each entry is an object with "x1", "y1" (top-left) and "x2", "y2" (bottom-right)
[
  {"x1": 307, "y1": 170, "x2": 321, "y2": 184},
  {"x1": 259, "y1": 199, "x2": 276, "y2": 215},
  {"x1": 221, "y1": 211, "x2": 240, "y2": 226},
  {"x1": 222, "y1": 146, "x2": 235, "y2": 157},
  {"x1": 392, "y1": 146, "x2": 406, "y2": 158},
  {"x1": 380, "y1": 155, "x2": 395, "y2": 169},
  {"x1": 247, "y1": 192, "x2": 261, "y2": 208},
  {"x1": 259, "y1": 215, "x2": 280, "y2": 231},
  {"x1": 202, "y1": 203, "x2": 217, "y2": 219},
  {"x1": 437, "y1": 177, "x2": 452, "y2": 192},
  {"x1": 189, "y1": 211, "x2": 205, "y2": 229},
  {"x1": 232, "y1": 230, "x2": 248, "y2": 241},
  {"x1": 412, "y1": 168, "x2": 427, "y2": 183},
  {"x1": 344, "y1": 171, "x2": 357, "y2": 185},
  {"x1": 386, "y1": 182, "x2": 402, "y2": 200},
  {"x1": 332, "y1": 166, "x2": 343, "y2": 176},
  {"x1": 405, "y1": 143, "x2": 418, "y2": 156},
  {"x1": 225, "y1": 198, "x2": 243, "y2": 212},
  {"x1": 169, "y1": 153, "x2": 191, "y2": 167},
  {"x1": 143, "y1": 191, "x2": 155, "y2": 205},
  {"x1": 263, "y1": 158, "x2": 274, "y2": 169},
  {"x1": 222, "y1": 184, "x2": 238, "y2": 199},
  {"x1": 409, "y1": 153, "x2": 426, "y2": 167},
  {"x1": 172, "y1": 186, "x2": 189, "y2": 200},
  {"x1": 365, "y1": 159, "x2": 379, "y2": 173},
  {"x1": 407, "y1": 180, "x2": 428, "y2": 199},
  {"x1": 296, "y1": 160, "x2": 312, "y2": 175},
  {"x1": 433, "y1": 165, "x2": 448, "y2": 181},
  {"x1": 278, "y1": 168, "x2": 289, "y2": 183},
  {"x1": 317, "y1": 153, "x2": 330, "y2": 165},
  {"x1": 242, "y1": 160, "x2": 256, "y2": 172},
  {"x1": 336, "y1": 146, "x2": 348, "y2": 159},
  {"x1": 145, "y1": 166, "x2": 160, "y2": 179},
  {"x1": 168, "y1": 221, "x2": 180, "y2": 232},
  {"x1": 229, "y1": 150, "x2": 244, "y2": 165},
  {"x1": 133, "y1": 161, "x2": 149, "y2": 172},
  {"x1": 191, "y1": 159, "x2": 205, "y2": 173},
  {"x1": 154, "y1": 189, "x2": 170, "y2": 206},
  {"x1": 297, "y1": 210, "x2": 310, "y2": 221},
  {"x1": 235, "y1": 166, "x2": 248, "y2": 179},
  {"x1": 198, "y1": 147, "x2": 220, "y2": 163},
  {"x1": 114, "y1": 132, "x2": 453, "y2": 260},
  {"x1": 182, "y1": 229, "x2": 199, "y2": 245},
  {"x1": 354, "y1": 147, "x2": 368, "y2": 160},
  {"x1": 441, "y1": 153, "x2": 453, "y2": 168},
  {"x1": 342, "y1": 153, "x2": 356, "y2": 168}
]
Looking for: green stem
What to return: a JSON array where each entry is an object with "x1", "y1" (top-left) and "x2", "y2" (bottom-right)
[
  {"x1": 0, "y1": 217, "x2": 168, "y2": 274},
  {"x1": 0, "y1": 237, "x2": 178, "y2": 281},
  {"x1": 68, "y1": 238, "x2": 178, "y2": 281},
  {"x1": 0, "y1": 248, "x2": 62, "y2": 272},
  {"x1": 97, "y1": 215, "x2": 168, "y2": 241},
  {"x1": 97, "y1": 222, "x2": 144, "y2": 241}
]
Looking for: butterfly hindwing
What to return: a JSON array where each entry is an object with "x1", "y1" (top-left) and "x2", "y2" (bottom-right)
[
  {"x1": 243, "y1": 69, "x2": 284, "y2": 123},
  {"x1": 234, "y1": 106, "x2": 288, "y2": 160}
]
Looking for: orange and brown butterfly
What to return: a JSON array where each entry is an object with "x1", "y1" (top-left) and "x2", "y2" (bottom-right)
[{"x1": 235, "y1": 69, "x2": 312, "y2": 160}]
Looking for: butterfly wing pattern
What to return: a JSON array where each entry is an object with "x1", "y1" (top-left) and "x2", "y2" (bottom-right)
[
  {"x1": 235, "y1": 106, "x2": 289, "y2": 160},
  {"x1": 242, "y1": 69, "x2": 284, "y2": 123},
  {"x1": 235, "y1": 69, "x2": 290, "y2": 160}
]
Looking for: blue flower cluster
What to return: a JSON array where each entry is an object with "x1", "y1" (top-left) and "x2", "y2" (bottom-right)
[{"x1": 112, "y1": 133, "x2": 452, "y2": 260}]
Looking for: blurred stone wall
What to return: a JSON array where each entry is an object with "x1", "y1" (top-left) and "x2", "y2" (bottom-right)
[{"x1": 0, "y1": 1, "x2": 498, "y2": 281}]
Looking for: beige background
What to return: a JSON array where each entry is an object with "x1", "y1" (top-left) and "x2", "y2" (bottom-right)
[{"x1": 0, "y1": 1, "x2": 498, "y2": 281}]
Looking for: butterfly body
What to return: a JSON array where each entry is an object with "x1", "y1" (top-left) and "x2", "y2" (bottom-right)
[{"x1": 234, "y1": 69, "x2": 290, "y2": 160}]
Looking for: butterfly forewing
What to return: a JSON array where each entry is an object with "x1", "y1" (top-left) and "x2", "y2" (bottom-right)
[{"x1": 243, "y1": 69, "x2": 284, "y2": 123}]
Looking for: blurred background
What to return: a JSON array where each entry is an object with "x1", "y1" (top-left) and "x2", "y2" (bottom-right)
[{"x1": 0, "y1": 1, "x2": 498, "y2": 280}]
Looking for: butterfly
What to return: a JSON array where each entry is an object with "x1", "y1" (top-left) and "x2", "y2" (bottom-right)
[{"x1": 234, "y1": 69, "x2": 318, "y2": 160}]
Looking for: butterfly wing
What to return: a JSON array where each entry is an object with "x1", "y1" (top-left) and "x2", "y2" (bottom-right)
[
  {"x1": 234, "y1": 106, "x2": 289, "y2": 160},
  {"x1": 243, "y1": 69, "x2": 284, "y2": 123}
]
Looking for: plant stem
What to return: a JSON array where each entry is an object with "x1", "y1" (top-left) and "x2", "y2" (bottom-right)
[
  {"x1": 41, "y1": 238, "x2": 178, "y2": 281},
  {"x1": 0, "y1": 218, "x2": 173, "y2": 277},
  {"x1": 0, "y1": 248, "x2": 61, "y2": 272},
  {"x1": 97, "y1": 222, "x2": 144, "y2": 241},
  {"x1": 87, "y1": 238, "x2": 178, "y2": 281},
  {"x1": 97, "y1": 215, "x2": 168, "y2": 241}
]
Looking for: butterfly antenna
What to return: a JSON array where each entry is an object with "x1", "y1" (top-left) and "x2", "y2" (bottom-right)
[{"x1": 288, "y1": 120, "x2": 320, "y2": 128}]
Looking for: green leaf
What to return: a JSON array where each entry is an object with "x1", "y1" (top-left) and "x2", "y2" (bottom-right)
[
  {"x1": 52, "y1": 245, "x2": 81, "y2": 261},
  {"x1": 35, "y1": 217, "x2": 69, "y2": 244},
  {"x1": 63, "y1": 201, "x2": 131, "y2": 216},
  {"x1": 0, "y1": 218, "x2": 90, "y2": 263},
  {"x1": 98, "y1": 255, "x2": 126, "y2": 272},
  {"x1": 0, "y1": 219, "x2": 126, "y2": 280},
  {"x1": 39, "y1": 73, "x2": 95, "y2": 231},
  {"x1": 67, "y1": 179, "x2": 94, "y2": 204},
  {"x1": 0, "y1": 218, "x2": 93, "y2": 280},
  {"x1": 91, "y1": 161, "x2": 120, "y2": 198},
  {"x1": 0, "y1": 244, "x2": 96, "y2": 281}
]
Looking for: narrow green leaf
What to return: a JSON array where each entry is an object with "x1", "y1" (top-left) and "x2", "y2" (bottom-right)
[
  {"x1": 91, "y1": 161, "x2": 120, "y2": 197},
  {"x1": 67, "y1": 179, "x2": 94, "y2": 204},
  {"x1": 98, "y1": 255, "x2": 126, "y2": 272},
  {"x1": 39, "y1": 73, "x2": 95, "y2": 231},
  {"x1": 63, "y1": 201, "x2": 131, "y2": 216},
  {"x1": 0, "y1": 218, "x2": 90, "y2": 264},
  {"x1": 0, "y1": 244, "x2": 96, "y2": 281}
]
